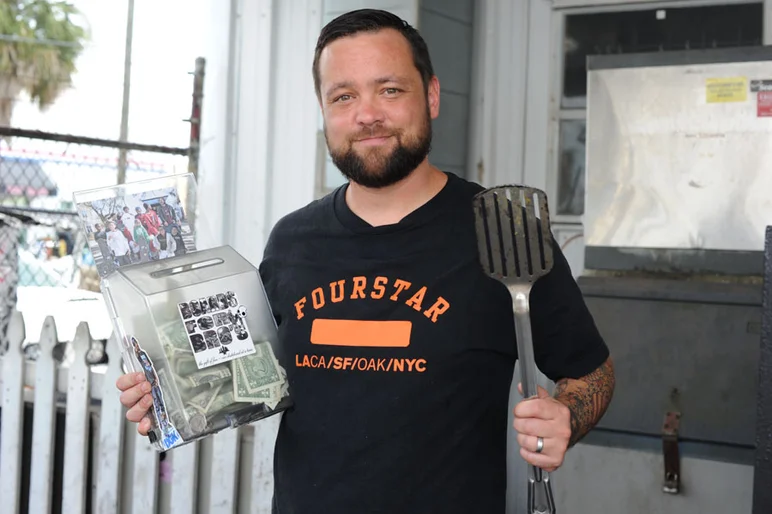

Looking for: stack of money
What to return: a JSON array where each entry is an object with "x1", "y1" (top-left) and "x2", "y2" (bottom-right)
[
  {"x1": 152, "y1": 320, "x2": 289, "y2": 438},
  {"x1": 232, "y1": 341, "x2": 286, "y2": 411}
]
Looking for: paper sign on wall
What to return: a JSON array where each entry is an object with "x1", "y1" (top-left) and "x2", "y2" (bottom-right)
[
  {"x1": 758, "y1": 91, "x2": 772, "y2": 117},
  {"x1": 706, "y1": 77, "x2": 747, "y2": 103}
]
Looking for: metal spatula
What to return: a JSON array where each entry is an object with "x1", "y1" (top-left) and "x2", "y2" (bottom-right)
[{"x1": 472, "y1": 185, "x2": 556, "y2": 514}]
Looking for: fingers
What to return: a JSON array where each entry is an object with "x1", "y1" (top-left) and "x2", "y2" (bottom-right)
[
  {"x1": 118, "y1": 372, "x2": 153, "y2": 425},
  {"x1": 513, "y1": 386, "x2": 571, "y2": 473},
  {"x1": 125, "y1": 393, "x2": 154, "y2": 423},
  {"x1": 116, "y1": 372, "x2": 146, "y2": 392},
  {"x1": 514, "y1": 415, "x2": 572, "y2": 445},
  {"x1": 516, "y1": 382, "x2": 550, "y2": 398},
  {"x1": 515, "y1": 429, "x2": 570, "y2": 473},
  {"x1": 514, "y1": 397, "x2": 561, "y2": 421},
  {"x1": 138, "y1": 416, "x2": 152, "y2": 436},
  {"x1": 516, "y1": 433, "x2": 565, "y2": 472},
  {"x1": 117, "y1": 372, "x2": 155, "y2": 435},
  {"x1": 520, "y1": 446, "x2": 560, "y2": 473},
  {"x1": 118, "y1": 377, "x2": 152, "y2": 409},
  {"x1": 517, "y1": 432, "x2": 542, "y2": 453},
  {"x1": 513, "y1": 416, "x2": 553, "y2": 438}
]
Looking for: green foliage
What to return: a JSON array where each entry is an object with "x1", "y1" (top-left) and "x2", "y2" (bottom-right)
[{"x1": 0, "y1": 1, "x2": 89, "y2": 122}]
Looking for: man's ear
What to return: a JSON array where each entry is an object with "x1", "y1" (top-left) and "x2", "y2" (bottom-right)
[{"x1": 427, "y1": 75, "x2": 440, "y2": 119}]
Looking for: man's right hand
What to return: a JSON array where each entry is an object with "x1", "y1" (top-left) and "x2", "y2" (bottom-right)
[{"x1": 116, "y1": 372, "x2": 153, "y2": 435}]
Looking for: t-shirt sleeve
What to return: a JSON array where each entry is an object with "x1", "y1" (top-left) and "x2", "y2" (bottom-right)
[{"x1": 529, "y1": 237, "x2": 609, "y2": 382}]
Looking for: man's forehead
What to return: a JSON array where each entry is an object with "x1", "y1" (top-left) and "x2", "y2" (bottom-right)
[
  {"x1": 319, "y1": 29, "x2": 412, "y2": 70},
  {"x1": 318, "y1": 30, "x2": 417, "y2": 91}
]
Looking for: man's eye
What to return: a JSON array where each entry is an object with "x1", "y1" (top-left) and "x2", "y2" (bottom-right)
[
  {"x1": 334, "y1": 94, "x2": 351, "y2": 103},
  {"x1": 384, "y1": 88, "x2": 399, "y2": 95}
]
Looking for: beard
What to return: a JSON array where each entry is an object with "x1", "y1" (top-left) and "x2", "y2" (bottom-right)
[{"x1": 326, "y1": 108, "x2": 432, "y2": 189}]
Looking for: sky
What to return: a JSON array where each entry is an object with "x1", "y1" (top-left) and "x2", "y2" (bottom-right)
[{"x1": 11, "y1": 0, "x2": 210, "y2": 149}]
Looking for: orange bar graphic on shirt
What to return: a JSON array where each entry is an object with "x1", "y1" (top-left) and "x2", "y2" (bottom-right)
[{"x1": 310, "y1": 319, "x2": 412, "y2": 347}]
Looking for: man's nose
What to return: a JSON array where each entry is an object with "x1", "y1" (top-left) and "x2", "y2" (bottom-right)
[{"x1": 355, "y1": 96, "x2": 384, "y2": 126}]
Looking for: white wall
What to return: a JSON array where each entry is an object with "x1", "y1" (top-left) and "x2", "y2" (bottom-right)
[
  {"x1": 194, "y1": 0, "x2": 234, "y2": 251},
  {"x1": 198, "y1": 0, "x2": 322, "y2": 263},
  {"x1": 419, "y1": 0, "x2": 475, "y2": 179}
]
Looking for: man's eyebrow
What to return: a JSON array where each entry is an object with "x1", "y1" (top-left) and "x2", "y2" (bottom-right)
[
  {"x1": 325, "y1": 76, "x2": 411, "y2": 97},
  {"x1": 325, "y1": 81, "x2": 353, "y2": 98},
  {"x1": 374, "y1": 75, "x2": 409, "y2": 85}
]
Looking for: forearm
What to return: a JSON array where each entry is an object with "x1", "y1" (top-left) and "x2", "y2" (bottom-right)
[{"x1": 553, "y1": 357, "x2": 615, "y2": 447}]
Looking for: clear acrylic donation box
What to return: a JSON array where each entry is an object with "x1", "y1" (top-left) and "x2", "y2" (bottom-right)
[{"x1": 102, "y1": 245, "x2": 291, "y2": 451}]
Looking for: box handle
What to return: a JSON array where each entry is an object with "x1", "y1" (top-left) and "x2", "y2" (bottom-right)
[{"x1": 150, "y1": 258, "x2": 224, "y2": 278}]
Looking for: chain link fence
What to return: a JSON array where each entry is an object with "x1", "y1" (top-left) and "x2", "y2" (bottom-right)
[
  {"x1": 0, "y1": 127, "x2": 197, "y2": 354},
  {"x1": 0, "y1": 56, "x2": 204, "y2": 356},
  {"x1": 1, "y1": 127, "x2": 193, "y2": 285}
]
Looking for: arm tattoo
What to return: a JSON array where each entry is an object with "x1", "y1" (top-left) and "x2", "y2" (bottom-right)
[{"x1": 554, "y1": 358, "x2": 615, "y2": 448}]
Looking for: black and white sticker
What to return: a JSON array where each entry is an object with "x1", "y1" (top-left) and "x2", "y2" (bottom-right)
[
  {"x1": 750, "y1": 79, "x2": 772, "y2": 92},
  {"x1": 177, "y1": 291, "x2": 256, "y2": 369}
]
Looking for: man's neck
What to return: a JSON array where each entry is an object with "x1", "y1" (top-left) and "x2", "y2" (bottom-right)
[{"x1": 345, "y1": 162, "x2": 448, "y2": 227}]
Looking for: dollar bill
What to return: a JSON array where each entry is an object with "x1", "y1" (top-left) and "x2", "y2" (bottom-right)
[
  {"x1": 186, "y1": 382, "x2": 224, "y2": 415},
  {"x1": 233, "y1": 342, "x2": 284, "y2": 403},
  {"x1": 279, "y1": 372, "x2": 289, "y2": 399},
  {"x1": 184, "y1": 364, "x2": 231, "y2": 389},
  {"x1": 259, "y1": 384, "x2": 282, "y2": 411},
  {"x1": 173, "y1": 354, "x2": 199, "y2": 376},
  {"x1": 265, "y1": 394, "x2": 281, "y2": 411},
  {"x1": 157, "y1": 358, "x2": 216, "y2": 438},
  {"x1": 158, "y1": 320, "x2": 191, "y2": 351},
  {"x1": 233, "y1": 359, "x2": 277, "y2": 403},
  {"x1": 159, "y1": 321, "x2": 197, "y2": 381},
  {"x1": 207, "y1": 386, "x2": 236, "y2": 414},
  {"x1": 261, "y1": 341, "x2": 288, "y2": 409},
  {"x1": 232, "y1": 342, "x2": 289, "y2": 411},
  {"x1": 166, "y1": 346, "x2": 192, "y2": 363},
  {"x1": 242, "y1": 342, "x2": 282, "y2": 391}
]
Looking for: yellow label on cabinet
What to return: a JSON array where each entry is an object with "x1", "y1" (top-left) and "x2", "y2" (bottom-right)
[{"x1": 706, "y1": 77, "x2": 747, "y2": 103}]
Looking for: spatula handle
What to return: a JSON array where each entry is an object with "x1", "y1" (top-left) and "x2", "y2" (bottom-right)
[
  {"x1": 510, "y1": 287, "x2": 557, "y2": 513},
  {"x1": 511, "y1": 288, "x2": 538, "y2": 399},
  {"x1": 528, "y1": 467, "x2": 556, "y2": 514}
]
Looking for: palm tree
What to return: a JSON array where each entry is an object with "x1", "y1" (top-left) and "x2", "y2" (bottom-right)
[{"x1": 0, "y1": 1, "x2": 88, "y2": 127}]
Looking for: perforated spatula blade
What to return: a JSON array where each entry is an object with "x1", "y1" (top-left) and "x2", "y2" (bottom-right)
[
  {"x1": 473, "y1": 186, "x2": 554, "y2": 284},
  {"x1": 472, "y1": 185, "x2": 557, "y2": 514}
]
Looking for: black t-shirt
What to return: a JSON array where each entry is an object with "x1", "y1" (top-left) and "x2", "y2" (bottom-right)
[{"x1": 259, "y1": 172, "x2": 609, "y2": 514}]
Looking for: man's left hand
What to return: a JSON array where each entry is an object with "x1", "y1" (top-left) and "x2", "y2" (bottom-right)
[{"x1": 513, "y1": 383, "x2": 572, "y2": 472}]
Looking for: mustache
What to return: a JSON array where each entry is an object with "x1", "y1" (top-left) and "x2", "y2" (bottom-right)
[{"x1": 351, "y1": 126, "x2": 399, "y2": 141}]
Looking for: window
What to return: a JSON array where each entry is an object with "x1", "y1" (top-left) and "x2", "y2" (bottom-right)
[
  {"x1": 555, "y1": 2, "x2": 763, "y2": 217},
  {"x1": 557, "y1": 119, "x2": 586, "y2": 216}
]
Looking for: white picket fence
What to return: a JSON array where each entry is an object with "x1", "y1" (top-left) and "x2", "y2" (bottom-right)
[{"x1": 0, "y1": 310, "x2": 279, "y2": 514}]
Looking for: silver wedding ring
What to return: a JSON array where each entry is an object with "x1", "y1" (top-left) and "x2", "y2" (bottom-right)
[{"x1": 535, "y1": 436, "x2": 544, "y2": 453}]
